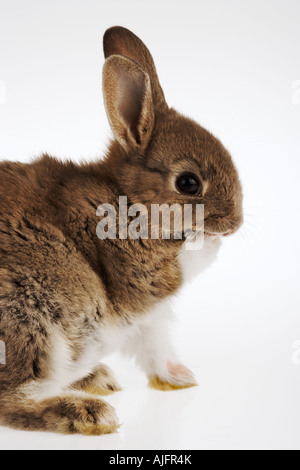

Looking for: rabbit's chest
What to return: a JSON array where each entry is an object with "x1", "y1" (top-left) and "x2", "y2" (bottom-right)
[{"x1": 179, "y1": 236, "x2": 222, "y2": 283}]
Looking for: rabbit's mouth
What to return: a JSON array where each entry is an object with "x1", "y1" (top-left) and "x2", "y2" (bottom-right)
[
  {"x1": 183, "y1": 228, "x2": 229, "y2": 242},
  {"x1": 184, "y1": 229, "x2": 218, "y2": 242},
  {"x1": 204, "y1": 230, "x2": 230, "y2": 238}
]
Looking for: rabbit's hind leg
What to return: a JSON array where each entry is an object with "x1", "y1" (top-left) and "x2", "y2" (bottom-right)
[
  {"x1": 0, "y1": 317, "x2": 119, "y2": 434},
  {"x1": 0, "y1": 391, "x2": 119, "y2": 435},
  {"x1": 71, "y1": 363, "x2": 122, "y2": 396}
]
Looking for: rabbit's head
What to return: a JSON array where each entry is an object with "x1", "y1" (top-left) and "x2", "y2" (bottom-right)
[{"x1": 103, "y1": 27, "x2": 243, "y2": 237}]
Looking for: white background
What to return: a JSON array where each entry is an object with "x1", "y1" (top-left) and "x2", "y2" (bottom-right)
[{"x1": 0, "y1": 0, "x2": 300, "y2": 450}]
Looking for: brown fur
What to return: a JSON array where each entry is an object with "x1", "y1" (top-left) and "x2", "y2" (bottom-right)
[
  {"x1": 0, "y1": 26, "x2": 243, "y2": 435},
  {"x1": 72, "y1": 364, "x2": 121, "y2": 396}
]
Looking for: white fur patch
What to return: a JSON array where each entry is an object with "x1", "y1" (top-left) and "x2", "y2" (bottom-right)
[
  {"x1": 121, "y1": 298, "x2": 178, "y2": 379},
  {"x1": 21, "y1": 330, "x2": 102, "y2": 400},
  {"x1": 179, "y1": 235, "x2": 222, "y2": 283}
]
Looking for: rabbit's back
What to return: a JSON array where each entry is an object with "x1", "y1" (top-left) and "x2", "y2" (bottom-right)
[{"x1": 0, "y1": 156, "x2": 111, "y2": 393}]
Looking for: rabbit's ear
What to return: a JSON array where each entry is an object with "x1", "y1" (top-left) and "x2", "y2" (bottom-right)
[
  {"x1": 103, "y1": 55, "x2": 155, "y2": 153},
  {"x1": 103, "y1": 26, "x2": 167, "y2": 112}
]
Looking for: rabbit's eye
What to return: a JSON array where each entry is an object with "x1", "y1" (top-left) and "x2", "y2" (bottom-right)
[{"x1": 176, "y1": 173, "x2": 201, "y2": 196}]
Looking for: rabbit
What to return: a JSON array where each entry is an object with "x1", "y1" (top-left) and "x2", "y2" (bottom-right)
[{"x1": 0, "y1": 26, "x2": 243, "y2": 435}]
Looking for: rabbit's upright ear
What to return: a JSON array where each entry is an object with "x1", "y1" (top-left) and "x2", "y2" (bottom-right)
[
  {"x1": 103, "y1": 55, "x2": 155, "y2": 153},
  {"x1": 103, "y1": 27, "x2": 167, "y2": 112}
]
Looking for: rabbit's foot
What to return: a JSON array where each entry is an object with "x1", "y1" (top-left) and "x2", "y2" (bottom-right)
[
  {"x1": 44, "y1": 395, "x2": 119, "y2": 435},
  {"x1": 148, "y1": 362, "x2": 197, "y2": 391},
  {"x1": 72, "y1": 363, "x2": 121, "y2": 396},
  {"x1": 0, "y1": 394, "x2": 119, "y2": 435}
]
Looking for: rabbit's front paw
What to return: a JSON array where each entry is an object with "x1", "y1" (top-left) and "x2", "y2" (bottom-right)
[
  {"x1": 72, "y1": 363, "x2": 121, "y2": 396},
  {"x1": 148, "y1": 362, "x2": 197, "y2": 391},
  {"x1": 44, "y1": 396, "x2": 119, "y2": 435}
]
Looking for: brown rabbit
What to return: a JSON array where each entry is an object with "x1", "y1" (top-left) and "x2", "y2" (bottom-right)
[{"x1": 0, "y1": 27, "x2": 243, "y2": 435}]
